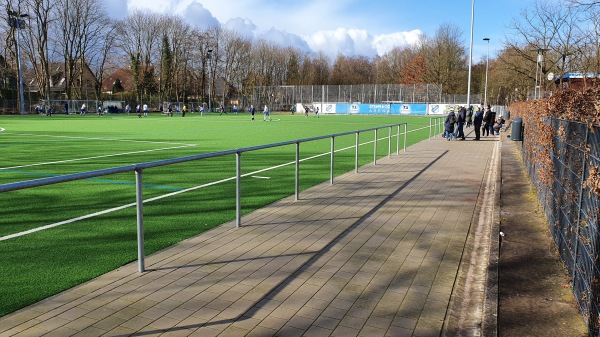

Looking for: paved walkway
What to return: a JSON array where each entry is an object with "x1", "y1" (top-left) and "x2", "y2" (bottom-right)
[{"x1": 0, "y1": 131, "x2": 500, "y2": 337}]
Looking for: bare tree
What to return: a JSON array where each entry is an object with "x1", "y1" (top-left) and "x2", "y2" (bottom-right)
[
  {"x1": 422, "y1": 23, "x2": 467, "y2": 94},
  {"x1": 331, "y1": 55, "x2": 374, "y2": 85},
  {"x1": 311, "y1": 52, "x2": 331, "y2": 85},
  {"x1": 53, "y1": 0, "x2": 112, "y2": 100},
  {"x1": 114, "y1": 11, "x2": 163, "y2": 104},
  {"x1": 569, "y1": 0, "x2": 600, "y2": 7},
  {"x1": 220, "y1": 29, "x2": 251, "y2": 106},
  {"x1": 374, "y1": 43, "x2": 427, "y2": 85},
  {"x1": 20, "y1": 0, "x2": 56, "y2": 105},
  {"x1": 503, "y1": 0, "x2": 584, "y2": 96},
  {"x1": 91, "y1": 20, "x2": 117, "y2": 100},
  {"x1": 154, "y1": 16, "x2": 193, "y2": 104}
]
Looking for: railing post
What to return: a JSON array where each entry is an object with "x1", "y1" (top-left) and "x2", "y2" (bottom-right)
[
  {"x1": 295, "y1": 142, "x2": 300, "y2": 201},
  {"x1": 429, "y1": 118, "x2": 432, "y2": 140},
  {"x1": 236, "y1": 151, "x2": 241, "y2": 228},
  {"x1": 330, "y1": 136, "x2": 335, "y2": 185},
  {"x1": 403, "y1": 123, "x2": 407, "y2": 152},
  {"x1": 135, "y1": 168, "x2": 145, "y2": 273},
  {"x1": 397, "y1": 124, "x2": 401, "y2": 155},
  {"x1": 355, "y1": 132, "x2": 359, "y2": 174},
  {"x1": 388, "y1": 126, "x2": 392, "y2": 158},
  {"x1": 374, "y1": 128, "x2": 378, "y2": 165}
]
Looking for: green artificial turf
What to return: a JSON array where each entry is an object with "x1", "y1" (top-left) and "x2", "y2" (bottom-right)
[{"x1": 0, "y1": 112, "x2": 434, "y2": 316}]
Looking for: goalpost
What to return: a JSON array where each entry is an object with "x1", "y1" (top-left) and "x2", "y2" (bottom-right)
[{"x1": 41, "y1": 99, "x2": 101, "y2": 115}]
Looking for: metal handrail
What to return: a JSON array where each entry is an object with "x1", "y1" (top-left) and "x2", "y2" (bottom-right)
[
  {"x1": 429, "y1": 116, "x2": 445, "y2": 139},
  {"x1": 1, "y1": 123, "x2": 408, "y2": 272}
]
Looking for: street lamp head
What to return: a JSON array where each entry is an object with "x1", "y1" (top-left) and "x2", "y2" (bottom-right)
[{"x1": 483, "y1": 38, "x2": 490, "y2": 42}]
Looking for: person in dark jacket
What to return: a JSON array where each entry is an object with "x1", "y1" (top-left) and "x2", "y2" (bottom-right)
[
  {"x1": 444, "y1": 108, "x2": 457, "y2": 141},
  {"x1": 466, "y1": 105, "x2": 473, "y2": 128},
  {"x1": 482, "y1": 106, "x2": 493, "y2": 137},
  {"x1": 473, "y1": 106, "x2": 484, "y2": 140},
  {"x1": 488, "y1": 108, "x2": 496, "y2": 136},
  {"x1": 456, "y1": 106, "x2": 467, "y2": 140}
]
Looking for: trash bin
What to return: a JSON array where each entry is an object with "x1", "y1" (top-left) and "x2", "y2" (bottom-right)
[{"x1": 511, "y1": 117, "x2": 523, "y2": 141}]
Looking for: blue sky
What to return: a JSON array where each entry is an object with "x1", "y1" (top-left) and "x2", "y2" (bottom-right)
[{"x1": 105, "y1": 0, "x2": 536, "y2": 63}]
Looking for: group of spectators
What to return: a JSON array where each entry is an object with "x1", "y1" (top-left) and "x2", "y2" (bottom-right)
[{"x1": 444, "y1": 105, "x2": 505, "y2": 141}]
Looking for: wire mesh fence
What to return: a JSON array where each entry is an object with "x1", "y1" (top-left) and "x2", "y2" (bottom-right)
[
  {"x1": 519, "y1": 117, "x2": 600, "y2": 335},
  {"x1": 0, "y1": 84, "x2": 486, "y2": 115},
  {"x1": 251, "y1": 84, "x2": 481, "y2": 111}
]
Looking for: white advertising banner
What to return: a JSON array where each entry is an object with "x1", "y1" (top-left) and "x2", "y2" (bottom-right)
[{"x1": 427, "y1": 103, "x2": 466, "y2": 115}]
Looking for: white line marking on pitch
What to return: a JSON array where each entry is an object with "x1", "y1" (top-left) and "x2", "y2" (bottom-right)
[
  {"x1": 3, "y1": 132, "x2": 196, "y2": 146},
  {"x1": 251, "y1": 176, "x2": 271, "y2": 179},
  {"x1": 0, "y1": 145, "x2": 197, "y2": 170},
  {"x1": 0, "y1": 130, "x2": 419, "y2": 241}
]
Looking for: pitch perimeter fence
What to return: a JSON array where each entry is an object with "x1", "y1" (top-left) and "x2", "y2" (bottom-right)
[
  {"x1": 253, "y1": 84, "x2": 481, "y2": 111},
  {"x1": 1, "y1": 123, "x2": 408, "y2": 274},
  {"x1": 519, "y1": 117, "x2": 600, "y2": 335}
]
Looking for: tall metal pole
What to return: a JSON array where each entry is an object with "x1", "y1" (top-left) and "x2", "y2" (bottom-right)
[
  {"x1": 9, "y1": 12, "x2": 28, "y2": 114},
  {"x1": 207, "y1": 49, "x2": 213, "y2": 112},
  {"x1": 483, "y1": 38, "x2": 490, "y2": 107},
  {"x1": 466, "y1": 0, "x2": 475, "y2": 109},
  {"x1": 534, "y1": 50, "x2": 540, "y2": 100}
]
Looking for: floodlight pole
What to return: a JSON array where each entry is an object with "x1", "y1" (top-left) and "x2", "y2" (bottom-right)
[
  {"x1": 483, "y1": 38, "x2": 490, "y2": 107},
  {"x1": 8, "y1": 11, "x2": 28, "y2": 115},
  {"x1": 207, "y1": 49, "x2": 213, "y2": 113},
  {"x1": 466, "y1": 0, "x2": 474, "y2": 109}
]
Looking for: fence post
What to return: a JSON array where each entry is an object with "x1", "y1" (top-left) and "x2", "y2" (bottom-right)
[
  {"x1": 330, "y1": 136, "x2": 335, "y2": 185},
  {"x1": 236, "y1": 151, "x2": 241, "y2": 228},
  {"x1": 295, "y1": 142, "x2": 300, "y2": 201},
  {"x1": 355, "y1": 132, "x2": 359, "y2": 174},
  {"x1": 374, "y1": 128, "x2": 378, "y2": 165},
  {"x1": 135, "y1": 168, "x2": 145, "y2": 273}
]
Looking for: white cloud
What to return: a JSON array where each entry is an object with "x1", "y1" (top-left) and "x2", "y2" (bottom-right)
[
  {"x1": 258, "y1": 29, "x2": 311, "y2": 53},
  {"x1": 372, "y1": 30, "x2": 422, "y2": 55},
  {"x1": 127, "y1": 0, "x2": 176, "y2": 13},
  {"x1": 117, "y1": 0, "x2": 420, "y2": 60},
  {"x1": 181, "y1": 2, "x2": 220, "y2": 30},
  {"x1": 223, "y1": 18, "x2": 257, "y2": 39},
  {"x1": 305, "y1": 28, "x2": 420, "y2": 59}
]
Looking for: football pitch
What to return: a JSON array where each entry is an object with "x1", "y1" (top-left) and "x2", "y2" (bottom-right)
[{"x1": 0, "y1": 112, "x2": 436, "y2": 317}]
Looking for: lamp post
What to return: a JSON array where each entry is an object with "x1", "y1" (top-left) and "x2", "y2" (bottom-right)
[
  {"x1": 531, "y1": 48, "x2": 549, "y2": 99},
  {"x1": 483, "y1": 38, "x2": 490, "y2": 107},
  {"x1": 466, "y1": 0, "x2": 474, "y2": 110},
  {"x1": 206, "y1": 49, "x2": 213, "y2": 113},
  {"x1": 8, "y1": 10, "x2": 28, "y2": 115}
]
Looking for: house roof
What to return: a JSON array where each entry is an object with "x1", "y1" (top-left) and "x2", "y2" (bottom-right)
[
  {"x1": 102, "y1": 68, "x2": 135, "y2": 93},
  {"x1": 24, "y1": 61, "x2": 97, "y2": 93}
]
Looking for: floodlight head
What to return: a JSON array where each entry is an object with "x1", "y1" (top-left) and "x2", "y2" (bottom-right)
[{"x1": 483, "y1": 38, "x2": 490, "y2": 42}]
